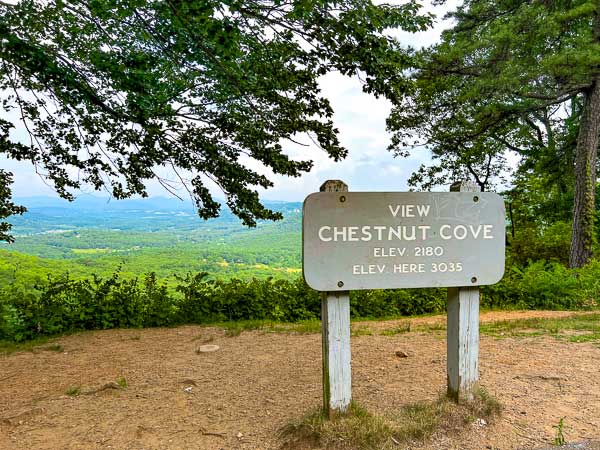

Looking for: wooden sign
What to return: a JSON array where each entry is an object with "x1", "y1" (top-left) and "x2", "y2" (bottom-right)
[{"x1": 303, "y1": 191, "x2": 505, "y2": 292}]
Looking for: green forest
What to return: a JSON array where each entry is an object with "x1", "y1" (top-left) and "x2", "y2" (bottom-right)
[
  {"x1": 1, "y1": 191, "x2": 600, "y2": 343},
  {"x1": 1, "y1": 198, "x2": 302, "y2": 282},
  {"x1": 2, "y1": 0, "x2": 600, "y2": 345}
]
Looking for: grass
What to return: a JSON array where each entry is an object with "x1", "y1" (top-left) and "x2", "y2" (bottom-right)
[
  {"x1": 41, "y1": 344, "x2": 64, "y2": 352},
  {"x1": 281, "y1": 402, "x2": 396, "y2": 449},
  {"x1": 219, "y1": 320, "x2": 275, "y2": 336},
  {"x1": 219, "y1": 319, "x2": 322, "y2": 336},
  {"x1": 480, "y1": 313, "x2": 600, "y2": 343},
  {"x1": 191, "y1": 335, "x2": 215, "y2": 344},
  {"x1": 3, "y1": 312, "x2": 598, "y2": 357},
  {"x1": 351, "y1": 326, "x2": 374, "y2": 337},
  {"x1": 116, "y1": 376, "x2": 128, "y2": 389},
  {"x1": 417, "y1": 322, "x2": 447, "y2": 332},
  {"x1": 378, "y1": 313, "x2": 600, "y2": 344},
  {"x1": 65, "y1": 386, "x2": 81, "y2": 396},
  {"x1": 281, "y1": 388, "x2": 501, "y2": 449},
  {"x1": 0, "y1": 336, "x2": 53, "y2": 355},
  {"x1": 553, "y1": 417, "x2": 567, "y2": 445},
  {"x1": 269, "y1": 320, "x2": 322, "y2": 334},
  {"x1": 380, "y1": 322, "x2": 411, "y2": 336}
]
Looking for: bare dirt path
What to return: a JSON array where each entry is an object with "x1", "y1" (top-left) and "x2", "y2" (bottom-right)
[{"x1": 1, "y1": 310, "x2": 599, "y2": 450}]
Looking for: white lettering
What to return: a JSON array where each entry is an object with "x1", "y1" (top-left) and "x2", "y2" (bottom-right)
[
  {"x1": 353, "y1": 264, "x2": 387, "y2": 275},
  {"x1": 469, "y1": 224, "x2": 482, "y2": 239},
  {"x1": 374, "y1": 226, "x2": 386, "y2": 240},
  {"x1": 361, "y1": 226, "x2": 372, "y2": 241},
  {"x1": 393, "y1": 263, "x2": 425, "y2": 273},
  {"x1": 388, "y1": 226, "x2": 402, "y2": 240},
  {"x1": 373, "y1": 247, "x2": 407, "y2": 257},
  {"x1": 454, "y1": 225, "x2": 468, "y2": 240},
  {"x1": 440, "y1": 224, "x2": 452, "y2": 240},
  {"x1": 402, "y1": 226, "x2": 416, "y2": 241},
  {"x1": 333, "y1": 227, "x2": 346, "y2": 241},
  {"x1": 418, "y1": 225, "x2": 431, "y2": 240},
  {"x1": 347, "y1": 226, "x2": 359, "y2": 242},
  {"x1": 319, "y1": 223, "x2": 494, "y2": 243},
  {"x1": 483, "y1": 224, "x2": 494, "y2": 239},
  {"x1": 417, "y1": 204, "x2": 431, "y2": 217},
  {"x1": 318, "y1": 226, "x2": 332, "y2": 242}
]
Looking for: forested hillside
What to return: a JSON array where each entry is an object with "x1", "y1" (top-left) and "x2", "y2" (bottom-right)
[{"x1": 1, "y1": 196, "x2": 302, "y2": 287}]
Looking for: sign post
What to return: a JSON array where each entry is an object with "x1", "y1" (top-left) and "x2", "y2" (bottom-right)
[
  {"x1": 319, "y1": 180, "x2": 351, "y2": 416},
  {"x1": 447, "y1": 180, "x2": 481, "y2": 402}
]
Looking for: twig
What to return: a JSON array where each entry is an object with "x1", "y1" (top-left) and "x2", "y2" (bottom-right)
[
  {"x1": 81, "y1": 382, "x2": 123, "y2": 395},
  {"x1": 0, "y1": 373, "x2": 17, "y2": 382},
  {"x1": 200, "y1": 428, "x2": 226, "y2": 438},
  {"x1": 514, "y1": 374, "x2": 565, "y2": 381}
]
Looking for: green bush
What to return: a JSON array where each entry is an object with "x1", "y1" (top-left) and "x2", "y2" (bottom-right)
[
  {"x1": 3, "y1": 272, "x2": 174, "y2": 341},
  {"x1": 482, "y1": 260, "x2": 596, "y2": 310},
  {"x1": 350, "y1": 288, "x2": 445, "y2": 318},
  {"x1": 2, "y1": 259, "x2": 599, "y2": 342},
  {"x1": 509, "y1": 222, "x2": 572, "y2": 266}
]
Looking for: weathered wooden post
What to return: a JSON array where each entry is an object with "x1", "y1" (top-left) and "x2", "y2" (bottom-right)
[
  {"x1": 319, "y1": 179, "x2": 352, "y2": 416},
  {"x1": 447, "y1": 180, "x2": 480, "y2": 402}
]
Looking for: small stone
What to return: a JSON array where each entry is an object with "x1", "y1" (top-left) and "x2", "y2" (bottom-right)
[
  {"x1": 197, "y1": 344, "x2": 220, "y2": 353},
  {"x1": 236, "y1": 432, "x2": 243, "y2": 439},
  {"x1": 395, "y1": 350, "x2": 409, "y2": 358}
]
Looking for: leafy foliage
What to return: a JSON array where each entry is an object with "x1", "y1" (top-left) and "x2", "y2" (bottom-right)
[
  {"x1": 0, "y1": 170, "x2": 26, "y2": 242},
  {"x1": 482, "y1": 260, "x2": 600, "y2": 310},
  {"x1": 504, "y1": 175, "x2": 600, "y2": 265},
  {"x1": 2, "y1": 259, "x2": 599, "y2": 342},
  {"x1": 0, "y1": 0, "x2": 431, "y2": 240},
  {"x1": 387, "y1": 0, "x2": 600, "y2": 266},
  {"x1": 508, "y1": 222, "x2": 572, "y2": 266}
]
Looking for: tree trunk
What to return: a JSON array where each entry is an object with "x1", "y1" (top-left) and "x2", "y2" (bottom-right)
[{"x1": 569, "y1": 77, "x2": 600, "y2": 268}]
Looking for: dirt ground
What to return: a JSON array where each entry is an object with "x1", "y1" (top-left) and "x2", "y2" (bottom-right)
[{"x1": 1, "y1": 310, "x2": 600, "y2": 450}]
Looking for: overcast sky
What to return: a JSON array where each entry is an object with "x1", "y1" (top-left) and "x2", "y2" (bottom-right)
[{"x1": 3, "y1": 1, "x2": 459, "y2": 203}]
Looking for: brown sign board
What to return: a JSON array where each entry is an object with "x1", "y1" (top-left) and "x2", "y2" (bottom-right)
[{"x1": 302, "y1": 192, "x2": 505, "y2": 291}]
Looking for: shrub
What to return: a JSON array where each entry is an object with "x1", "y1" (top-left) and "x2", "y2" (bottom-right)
[
  {"x1": 2, "y1": 258, "x2": 600, "y2": 342},
  {"x1": 350, "y1": 288, "x2": 445, "y2": 318},
  {"x1": 482, "y1": 261, "x2": 584, "y2": 310},
  {"x1": 509, "y1": 221, "x2": 572, "y2": 266}
]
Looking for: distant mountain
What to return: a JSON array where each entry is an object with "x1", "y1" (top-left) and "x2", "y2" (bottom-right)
[
  {"x1": 14, "y1": 195, "x2": 302, "y2": 213},
  {"x1": 15, "y1": 195, "x2": 201, "y2": 211},
  {"x1": 8, "y1": 195, "x2": 302, "y2": 236}
]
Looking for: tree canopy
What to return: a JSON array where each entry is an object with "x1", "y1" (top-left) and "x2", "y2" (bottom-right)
[
  {"x1": 0, "y1": 0, "x2": 430, "y2": 239},
  {"x1": 387, "y1": 0, "x2": 600, "y2": 267}
]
